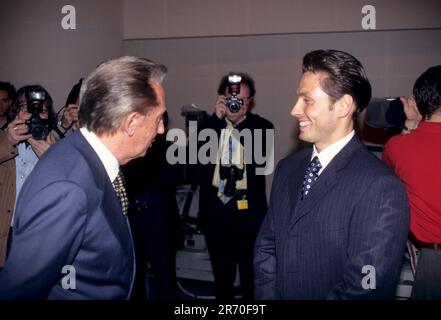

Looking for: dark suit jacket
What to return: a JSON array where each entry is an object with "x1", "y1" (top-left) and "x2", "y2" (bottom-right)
[
  {"x1": 123, "y1": 137, "x2": 181, "y2": 300},
  {"x1": 254, "y1": 135, "x2": 410, "y2": 299},
  {"x1": 0, "y1": 131, "x2": 135, "y2": 299}
]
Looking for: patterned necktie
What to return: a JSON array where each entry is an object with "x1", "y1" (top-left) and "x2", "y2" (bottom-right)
[
  {"x1": 301, "y1": 156, "x2": 322, "y2": 200},
  {"x1": 113, "y1": 170, "x2": 129, "y2": 215}
]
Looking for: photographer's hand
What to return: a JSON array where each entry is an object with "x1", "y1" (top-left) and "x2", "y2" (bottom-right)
[
  {"x1": 214, "y1": 96, "x2": 227, "y2": 119},
  {"x1": 6, "y1": 118, "x2": 32, "y2": 146},
  {"x1": 61, "y1": 103, "x2": 79, "y2": 130},
  {"x1": 28, "y1": 136, "x2": 52, "y2": 158},
  {"x1": 401, "y1": 96, "x2": 422, "y2": 132}
]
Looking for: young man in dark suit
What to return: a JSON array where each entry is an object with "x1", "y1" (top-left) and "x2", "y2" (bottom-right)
[
  {"x1": 0, "y1": 57, "x2": 167, "y2": 299},
  {"x1": 254, "y1": 50, "x2": 410, "y2": 299}
]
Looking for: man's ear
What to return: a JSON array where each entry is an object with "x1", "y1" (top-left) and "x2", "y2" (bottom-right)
[
  {"x1": 247, "y1": 97, "x2": 255, "y2": 111},
  {"x1": 121, "y1": 112, "x2": 139, "y2": 136},
  {"x1": 336, "y1": 94, "x2": 355, "y2": 118}
]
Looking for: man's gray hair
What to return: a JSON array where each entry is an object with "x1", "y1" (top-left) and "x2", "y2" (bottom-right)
[{"x1": 78, "y1": 56, "x2": 167, "y2": 135}]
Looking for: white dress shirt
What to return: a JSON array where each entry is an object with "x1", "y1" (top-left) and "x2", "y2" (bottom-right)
[
  {"x1": 311, "y1": 130, "x2": 355, "y2": 176},
  {"x1": 80, "y1": 127, "x2": 119, "y2": 182}
]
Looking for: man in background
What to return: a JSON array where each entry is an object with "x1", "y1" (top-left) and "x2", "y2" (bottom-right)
[
  {"x1": 0, "y1": 81, "x2": 15, "y2": 129},
  {"x1": 383, "y1": 65, "x2": 441, "y2": 299},
  {"x1": 198, "y1": 72, "x2": 273, "y2": 300}
]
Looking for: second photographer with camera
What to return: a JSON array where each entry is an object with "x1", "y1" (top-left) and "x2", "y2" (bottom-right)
[
  {"x1": 197, "y1": 72, "x2": 274, "y2": 300},
  {"x1": 0, "y1": 85, "x2": 58, "y2": 267}
]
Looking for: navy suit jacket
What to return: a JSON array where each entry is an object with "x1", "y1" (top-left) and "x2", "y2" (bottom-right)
[
  {"x1": 0, "y1": 131, "x2": 135, "y2": 299},
  {"x1": 254, "y1": 135, "x2": 410, "y2": 299}
]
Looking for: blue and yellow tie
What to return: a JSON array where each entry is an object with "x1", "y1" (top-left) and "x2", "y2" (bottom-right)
[{"x1": 113, "y1": 170, "x2": 129, "y2": 215}]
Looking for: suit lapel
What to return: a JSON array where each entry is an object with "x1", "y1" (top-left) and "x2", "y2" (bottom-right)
[
  {"x1": 71, "y1": 131, "x2": 134, "y2": 258},
  {"x1": 101, "y1": 180, "x2": 133, "y2": 257},
  {"x1": 290, "y1": 168, "x2": 338, "y2": 228},
  {"x1": 289, "y1": 136, "x2": 363, "y2": 229},
  {"x1": 288, "y1": 152, "x2": 311, "y2": 216}
]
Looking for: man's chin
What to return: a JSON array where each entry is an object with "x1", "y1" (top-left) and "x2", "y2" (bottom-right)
[
  {"x1": 125, "y1": 149, "x2": 148, "y2": 164},
  {"x1": 298, "y1": 133, "x2": 313, "y2": 144},
  {"x1": 226, "y1": 114, "x2": 241, "y2": 123},
  {"x1": 139, "y1": 150, "x2": 147, "y2": 158}
]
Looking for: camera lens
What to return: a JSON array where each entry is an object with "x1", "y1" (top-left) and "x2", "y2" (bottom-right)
[
  {"x1": 27, "y1": 102, "x2": 43, "y2": 114},
  {"x1": 226, "y1": 98, "x2": 242, "y2": 113},
  {"x1": 26, "y1": 115, "x2": 50, "y2": 140}
]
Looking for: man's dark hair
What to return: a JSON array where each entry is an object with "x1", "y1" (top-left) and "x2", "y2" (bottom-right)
[
  {"x1": 217, "y1": 72, "x2": 256, "y2": 98},
  {"x1": 0, "y1": 81, "x2": 16, "y2": 100},
  {"x1": 8, "y1": 85, "x2": 56, "y2": 127},
  {"x1": 413, "y1": 65, "x2": 441, "y2": 120},
  {"x1": 302, "y1": 49, "x2": 372, "y2": 113},
  {"x1": 78, "y1": 56, "x2": 167, "y2": 135}
]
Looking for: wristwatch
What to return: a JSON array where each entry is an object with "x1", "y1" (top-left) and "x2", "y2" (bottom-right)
[
  {"x1": 58, "y1": 120, "x2": 68, "y2": 131},
  {"x1": 402, "y1": 125, "x2": 415, "y2": 133}
]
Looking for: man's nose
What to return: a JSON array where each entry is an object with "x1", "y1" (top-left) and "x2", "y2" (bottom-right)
[{"x1": 290, "y1": 99, "x2": 302, "y2": 117}]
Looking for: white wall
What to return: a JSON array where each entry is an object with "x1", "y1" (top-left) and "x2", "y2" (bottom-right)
[
  {"x1": 124, "y1": 29, "x2": 441, "y2": 191},
  {"x1": 124, "y1": 0, "x2": 441, "y2": 39},
  {"x1": 0, "y1": 0, "x2": 123, "y2": 111},
  {"x1": 2, "y1": 0, "x2": 440, "y2": 192}
]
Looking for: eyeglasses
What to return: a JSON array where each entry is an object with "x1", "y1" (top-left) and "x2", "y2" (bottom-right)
[{"x1": 17, "y1": 103, "x2": 48, "y2": 114}]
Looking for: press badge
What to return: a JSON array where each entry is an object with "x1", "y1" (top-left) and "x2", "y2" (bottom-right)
[{"x1": 237, "y1": 199, "x2": 248, "y2": 210}]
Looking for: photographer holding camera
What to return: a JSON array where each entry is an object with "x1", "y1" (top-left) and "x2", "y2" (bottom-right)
[
  {"x1": 0, "y1": 85, "x2": 58, "y2": 267},
  {"x1": 383, "y1": 65, "x2": 441, "y2": 299},
  {"x1": 56, "y1": 79, "x2": 83, "y2": 137},
  {"x1": 198, "y1": 72, "x2": 274, "y2": 300}
]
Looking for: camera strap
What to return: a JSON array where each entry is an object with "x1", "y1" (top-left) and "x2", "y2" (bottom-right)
[
  {"x1": 212, "y1": 121, "x2": 247, "y2": 204},
  {"x1": 52, "y1": 124, "x2": 66, "y2": 139}
]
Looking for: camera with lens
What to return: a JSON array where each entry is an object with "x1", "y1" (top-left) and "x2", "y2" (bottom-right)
[
  {"x1": 25, "y1": 88, "x2": 51, "y2": 140},
  {"x1": 219, "y1": 165, "x2": 244, "y2": 197},
  {"x1": 226, "y1": 74, "x2": 243, "y2": 113},
  {"x1": 366, "y1": 97, "x2": 406, "y2": 129}
]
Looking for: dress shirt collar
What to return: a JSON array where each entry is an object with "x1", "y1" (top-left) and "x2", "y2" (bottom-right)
[
  {"x1": 312, "y1": 130, "x2": 355, "y2": 175},
  {"x1": 80, "y1": 127, "x2": 119, "y2": 182}
]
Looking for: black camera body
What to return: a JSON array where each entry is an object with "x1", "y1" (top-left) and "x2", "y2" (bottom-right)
[
  {"x1": 25, "y1": 89, "x2": 50, "y2": 140},
  {"x1": 366, "y1": 97, "x2": 406, "y2": 129},
  {"x1": 219, "y1": 165, "x2": 244, "y2": 197},
  {"x1": 226, "y1": 75, "x2": 243, "y2": 113}
]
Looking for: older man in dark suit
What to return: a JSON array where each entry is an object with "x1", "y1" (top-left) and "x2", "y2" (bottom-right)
[
  {"x1": 254, "y1": 50, "x2": 410, "y2": 299},
  {"x1": 0, "y1": 56, "x2": 167, "y2": 299}
]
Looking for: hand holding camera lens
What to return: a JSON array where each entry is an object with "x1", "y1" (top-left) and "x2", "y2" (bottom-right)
[
  {"x1": 214, "y1": 95, "x2": 227, "y2": 119},
  {"x1": 61, "y1": 104, "x2": 79, "y2": 130},
  {"x1": 6, "y1": 118, "x2": 32, "y2": 146},
  {"x1": 28, "y1": 136, "x2": 52, "y2": 158},
  {"x1": 23, "y1": 89, "x2": 51, "y2": 140}
]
